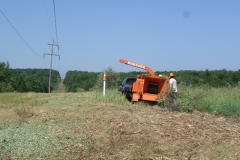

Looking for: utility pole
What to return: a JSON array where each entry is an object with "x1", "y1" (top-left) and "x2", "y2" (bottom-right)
[{"x1": 44, "y1": 40, "x2": 60, "y2": 93}]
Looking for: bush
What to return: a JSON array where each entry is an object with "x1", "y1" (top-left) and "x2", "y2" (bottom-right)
[{"x1": 93, "y1": 67, "x2": 121, "y2": 90}]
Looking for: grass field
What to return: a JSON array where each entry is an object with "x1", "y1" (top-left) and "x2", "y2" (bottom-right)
[{"x1": 0, "y1": 88, "x2": 240, "y2": 159}]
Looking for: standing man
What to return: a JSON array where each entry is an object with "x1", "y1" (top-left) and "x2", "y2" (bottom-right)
[{"x1": 168, "y1": 72, "x2": 178, "y2": 109}]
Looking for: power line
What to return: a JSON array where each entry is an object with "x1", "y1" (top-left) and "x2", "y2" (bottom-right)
[
  {"x1": 52, "y1": 0, "x2": 59, "y2": 53},
  {"x1": 52, "y1": 0, "x2": 61, "y2": 80},
  {"x1": 0, "y1": 9, "x2": 43, "y2": 58}
]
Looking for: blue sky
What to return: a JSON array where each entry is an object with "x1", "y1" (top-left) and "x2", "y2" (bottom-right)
[{"x1": 1, "y1": 0, "x2": 240, "y2": 78}]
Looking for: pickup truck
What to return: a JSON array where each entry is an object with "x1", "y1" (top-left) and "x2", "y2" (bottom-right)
[{"x1": 118, "y1": 77, "x2": 136, "y2": 100}]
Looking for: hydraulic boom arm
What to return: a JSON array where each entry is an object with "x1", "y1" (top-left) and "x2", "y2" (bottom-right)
[{"x1": 119, "y1": 59, "x2": 156, "y2": 77}]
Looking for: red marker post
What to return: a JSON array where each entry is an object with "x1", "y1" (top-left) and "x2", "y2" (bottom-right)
[{"x1": 103, "y1": 72, "x2": 106, "y2": 96}]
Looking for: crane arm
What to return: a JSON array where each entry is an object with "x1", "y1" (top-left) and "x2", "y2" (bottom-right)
[{"x1": 119, "y1": 59, "x2": 156, "y2": 77}]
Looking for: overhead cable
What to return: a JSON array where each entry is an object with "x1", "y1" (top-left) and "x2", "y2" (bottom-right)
[
  {"x1": 52, "y1": 0, "x2": 61, "y2": 79},
  {"x1": 0, "y1": 9, "x2": 43, "y2": 58},
  {"x1": 52, "y1": 0, "x2": 59, "y2": 54}
]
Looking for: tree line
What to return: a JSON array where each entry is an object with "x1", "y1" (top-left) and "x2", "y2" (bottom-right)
[
  {"x1": 64, "y1": 67, "x2": 240, "y2": 92},
  {"x1": 1, "y1": 61, "x2": 239, "y2": 93},
  {"x1": 0, "y1": 61, "x2": 60, "y2": 93}
]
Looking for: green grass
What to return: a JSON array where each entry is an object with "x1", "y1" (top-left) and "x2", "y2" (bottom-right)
[
  {"x1": 90, "y1": 89, "x2": 131, "y2": 105},
  {"x1": 177, "y1": 83, "x2": 240, "y2": 117},
  {"x1": 0, "y1": 93, "x2": 48, "y2": 109},
  {"x1": 91, "y1": 86, "x2": 240, "y2": 118},
  {"x1": 0, "y1": 119, "x2": 63, "y2": 159}
]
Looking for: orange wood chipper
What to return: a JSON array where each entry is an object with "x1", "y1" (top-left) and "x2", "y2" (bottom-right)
[{"x1": 120, "y1": 59, "x2": 167, "y2": 103}]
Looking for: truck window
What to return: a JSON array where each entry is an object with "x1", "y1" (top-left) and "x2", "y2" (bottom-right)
[{"x1": 126, "y1": 78, "x2": 136, "y2": 84}]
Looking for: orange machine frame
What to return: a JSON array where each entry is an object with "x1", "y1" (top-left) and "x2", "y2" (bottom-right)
[{"x1": 119, "y1": 59, "x2": 167, "y2": 102}]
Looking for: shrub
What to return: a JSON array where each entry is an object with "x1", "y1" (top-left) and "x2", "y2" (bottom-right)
[{"x1": 93, "y1": 67, "x2": 121, "y2": 90}]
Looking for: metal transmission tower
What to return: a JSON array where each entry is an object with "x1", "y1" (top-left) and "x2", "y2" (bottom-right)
[{"x1": 44, "y1": 40, "x2": 60, "y2": 93}]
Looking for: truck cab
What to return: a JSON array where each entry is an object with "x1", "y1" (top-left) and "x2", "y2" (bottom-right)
[{"x1": 118, "y1": 77, "x2": 136, "y2": 100}]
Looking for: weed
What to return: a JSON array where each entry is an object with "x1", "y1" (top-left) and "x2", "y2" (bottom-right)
[
  {"x1": 90, "y1": 89, "x2": 130, "y2": 105},
  {"x1": 156, "y1": 93, "x2": 171, "y2": 108},
  {"x1": 14, "y1": 107, "x2": 34, "y2": 120}
]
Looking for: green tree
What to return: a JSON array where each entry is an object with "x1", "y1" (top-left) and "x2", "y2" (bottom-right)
[{"x1": 0, "y1": 61, "x2": 13, "y2": 92}]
